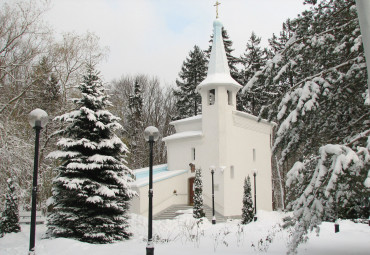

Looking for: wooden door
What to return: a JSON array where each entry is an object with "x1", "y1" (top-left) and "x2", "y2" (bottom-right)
[{"x1": 188, "y1": 177, "x2": 195, "y2": 205}]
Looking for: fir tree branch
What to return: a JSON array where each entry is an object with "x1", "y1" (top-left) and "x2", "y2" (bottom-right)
[
  {"x1": 281, "y1": 18, "x2": 358, "y2": 56},
  {"x1": 289, "y1": 56, "x2": 362, "y2": 91}
]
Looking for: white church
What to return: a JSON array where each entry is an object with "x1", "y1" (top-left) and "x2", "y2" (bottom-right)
[{"x1": 130, "y1": 19, "x2": 274, "y2": 218}]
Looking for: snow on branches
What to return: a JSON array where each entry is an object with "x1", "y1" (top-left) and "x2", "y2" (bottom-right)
[
  {"x1": 286, "y1": 142, "x2": 369, "y2": 253},
  {"x1": 241, "y1": 0, "x2": 370, "y2": 253},
  {"x1": 47, "y1": 65, "x2": 136, "y2": 243}
]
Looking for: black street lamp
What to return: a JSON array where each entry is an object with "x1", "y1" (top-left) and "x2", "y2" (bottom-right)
[
  {"x1": 253, "y1": 169, "x2": 258, "y2": 221},
  {"x1": 28, "y1": 109, "x2": 48, "y2": 255},
  {"x1": 144, "y1": 126, "x2": 159, "y2": 255},
  {"x1": 210, "y1": 166, "x2": 216, "y2": 225}
]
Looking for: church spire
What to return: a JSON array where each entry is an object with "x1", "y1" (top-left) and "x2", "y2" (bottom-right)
[{"x1": 197, "y1": 19, "x2": 241, "y2": 91}]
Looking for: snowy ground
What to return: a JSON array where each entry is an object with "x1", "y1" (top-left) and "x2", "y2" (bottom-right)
[{"x1": 1, "y1": 210, "x2": 369, "y2": 255}]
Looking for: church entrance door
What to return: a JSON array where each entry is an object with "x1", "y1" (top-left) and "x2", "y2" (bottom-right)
[{"x1": 188, "y1": 177, "x2": 195, "y2": 205}]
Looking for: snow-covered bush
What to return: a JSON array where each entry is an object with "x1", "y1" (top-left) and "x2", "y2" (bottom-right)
[
  {"x1": 0, "y1": 178, "x2": 21, "y2": 236},
  {"x1": 193, "y1": 168, "x2": 205, "y2": 219},
  {"x1": 241, "y1": 176, "x2": 254, "y2": 224}
]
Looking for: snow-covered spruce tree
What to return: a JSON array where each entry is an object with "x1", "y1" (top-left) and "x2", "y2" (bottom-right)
[
  {"x1": 174, "y1": 45, "x2": 207, "y2": 119},
  {"x1": 241, "y1": 176, "x2": 254, "y2": 224},
  {"x1": 243, "y1": 20, "x2": 296, "y2": 120},
  {"x1": 245, "y1": 0, "x2": 370, "y2": 253},
  {"x1": 193, "y1": 168, "x2": 205, "y2": 219},
  {"x1": 0, "y1": 178, "x2": 21, "y2": 236},
  {"x1": 238, "y1": 32, "x2": 269, "y2": 114},
  {"x1": 46, "y1": 65, "x2": 136, "y2": 243}
]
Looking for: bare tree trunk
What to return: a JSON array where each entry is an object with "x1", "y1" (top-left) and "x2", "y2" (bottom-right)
[{"x1": 275, "y1": 155, "x2": 285, "y2": 210}]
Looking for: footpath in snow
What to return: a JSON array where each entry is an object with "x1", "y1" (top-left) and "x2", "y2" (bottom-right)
[{"x1": 1, "y1": 210, "x2": 369, "y2": 255}]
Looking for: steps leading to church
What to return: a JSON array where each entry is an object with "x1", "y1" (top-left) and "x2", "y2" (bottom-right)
[{"x1": 153, "y1": 204, "x2": 229, "y2": 223}]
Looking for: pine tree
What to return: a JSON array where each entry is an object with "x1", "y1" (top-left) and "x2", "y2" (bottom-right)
[
  {"x1": 127, "y1": 79, "x2": 145, "y2": 169},
  {"x1": 268, "y1": 19, "x2": 295, "y2": 56},
  {"x1": 238, "y1": 32, "x2": 268, "y2": 114},
  {"x1": 241, "y1": 176, "x2": 254, "y2": 224},
  {"x1": 30, "y1": 57, "x2": 61, "y2": 114},
  {"x1": 174, "y1": 45, "x2": 207, "y2": 119},
  {"x1": 193, "y1": 168, "x2": 205, "y2": 219},
  {"x1": 0, "y1": 178, "x2": 21, "y2": 236},
  {"x1": 46, "y1": 65, "x2": 136, "y2": 243},
  {"x1": 245, "y1": 0, "x2": 370, "y2": 252}
]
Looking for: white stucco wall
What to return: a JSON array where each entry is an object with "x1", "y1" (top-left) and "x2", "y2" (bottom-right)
[
  {"x1": 222, "y1": 111, "x2": 273, "y2": 216},
  {"x1": 130, "y1": 172, "x2": 189, "y2": 216},
  {"x1": 166, "y1": 136, "x2": 202, "y2": 172},
  {"x1": 197, "y1": 86, "x2": 273, "y2": 217}
]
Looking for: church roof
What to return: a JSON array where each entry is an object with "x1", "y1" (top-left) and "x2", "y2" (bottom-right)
[
  {"x1": 162, "y1": 131, "x2": 203, "y2": 142},
  {"x1": 169, "y1": 114, "x2": 202, "y2": 125},
  {"x1": 233, "y1": 111, "x2": 276, "y2": 127},
  {"x1": 197, "y1": 19, "x2": 242, "y2": 91}
]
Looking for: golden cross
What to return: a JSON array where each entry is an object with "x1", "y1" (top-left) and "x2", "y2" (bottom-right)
[{"x1": 214, "y1": 1, "x2": 221, "y2": 19}]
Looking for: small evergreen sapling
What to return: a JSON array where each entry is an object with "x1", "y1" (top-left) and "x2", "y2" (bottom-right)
[
  {"x1": 193, "y1": 168, "x2": 205, "y2": 219},
  {"x1": 0, "y1": 178, "x2": 21, "y2": 236},
  {"x1": 241, "y1": 176, "x2": 254, "y2": 224}
]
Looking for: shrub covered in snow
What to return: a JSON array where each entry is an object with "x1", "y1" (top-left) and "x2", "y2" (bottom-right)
[
  {"x1": 241, "y1": 176, "x2": 254, "y2": 224},
  {"x1": 0, "y1": 178, "x2": 21, "y2": 236},
  {"x1": 193, "y1": 168, "x2": 205, "y2": 219}
]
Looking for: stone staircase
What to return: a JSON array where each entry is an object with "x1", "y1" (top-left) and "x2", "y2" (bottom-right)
[{"x1": 153, "y1": 204, "x2": 228, "y2": 222}]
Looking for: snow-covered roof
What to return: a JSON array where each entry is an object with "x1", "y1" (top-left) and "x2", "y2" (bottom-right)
[
  {"x1": 131, "y1": 165, "x2": 188, "y2": 188},
  {"x1": 162, "y1": 131, "x2": 203, "y2": 142},
  {"x1": 169, "y1": 115, "x2": 202, "y2": 126},
  {"x1": 197, "y1": 19, "x2": 242, "y2": 92},
  {"x1": 169, "y1": 115, "x2": 202, "y2": 134},
  {"x1": 233, "y1": 111, "x2": 276, "y2": 127}
]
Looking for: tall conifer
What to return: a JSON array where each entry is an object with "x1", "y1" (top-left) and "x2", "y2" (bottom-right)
[
  {"x1": 245, "y1": 0, "x2": 370, "y2": 252},
  {"x1": 127, "y1": 79, "x2": 145, "y2": 169},
  {"x1": 239, "y1": 32, "x2": 268, "y2": 114},
  {"x1": 174, "y1": 45, "x2": 207, "y2": 119},
  {"x1": 47, "y1": 65, "x2": 136, "y2": 243}
]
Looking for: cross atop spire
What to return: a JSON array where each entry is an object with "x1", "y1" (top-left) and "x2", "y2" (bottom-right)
[{"x1": 214, "y1": 1, "x2": 221, "y2": 19}]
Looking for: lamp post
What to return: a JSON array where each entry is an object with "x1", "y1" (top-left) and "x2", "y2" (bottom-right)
[
  {"x1": 28, "y1": 109, "x2": 48, "y2": 255},
  {"x1": 252, "y1": 169, "x2": 258, "y2": 221},
  {"x1": 210, "y1": 166, "x2": 216, "y2": 225},
  {"x1": 144, "y1": 126, "x2": 159, "y2": 255}
]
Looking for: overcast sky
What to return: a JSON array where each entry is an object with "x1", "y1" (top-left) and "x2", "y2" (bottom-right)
[{"x1": 46, "y1": 0, "x2": 310, "y2": 85}]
